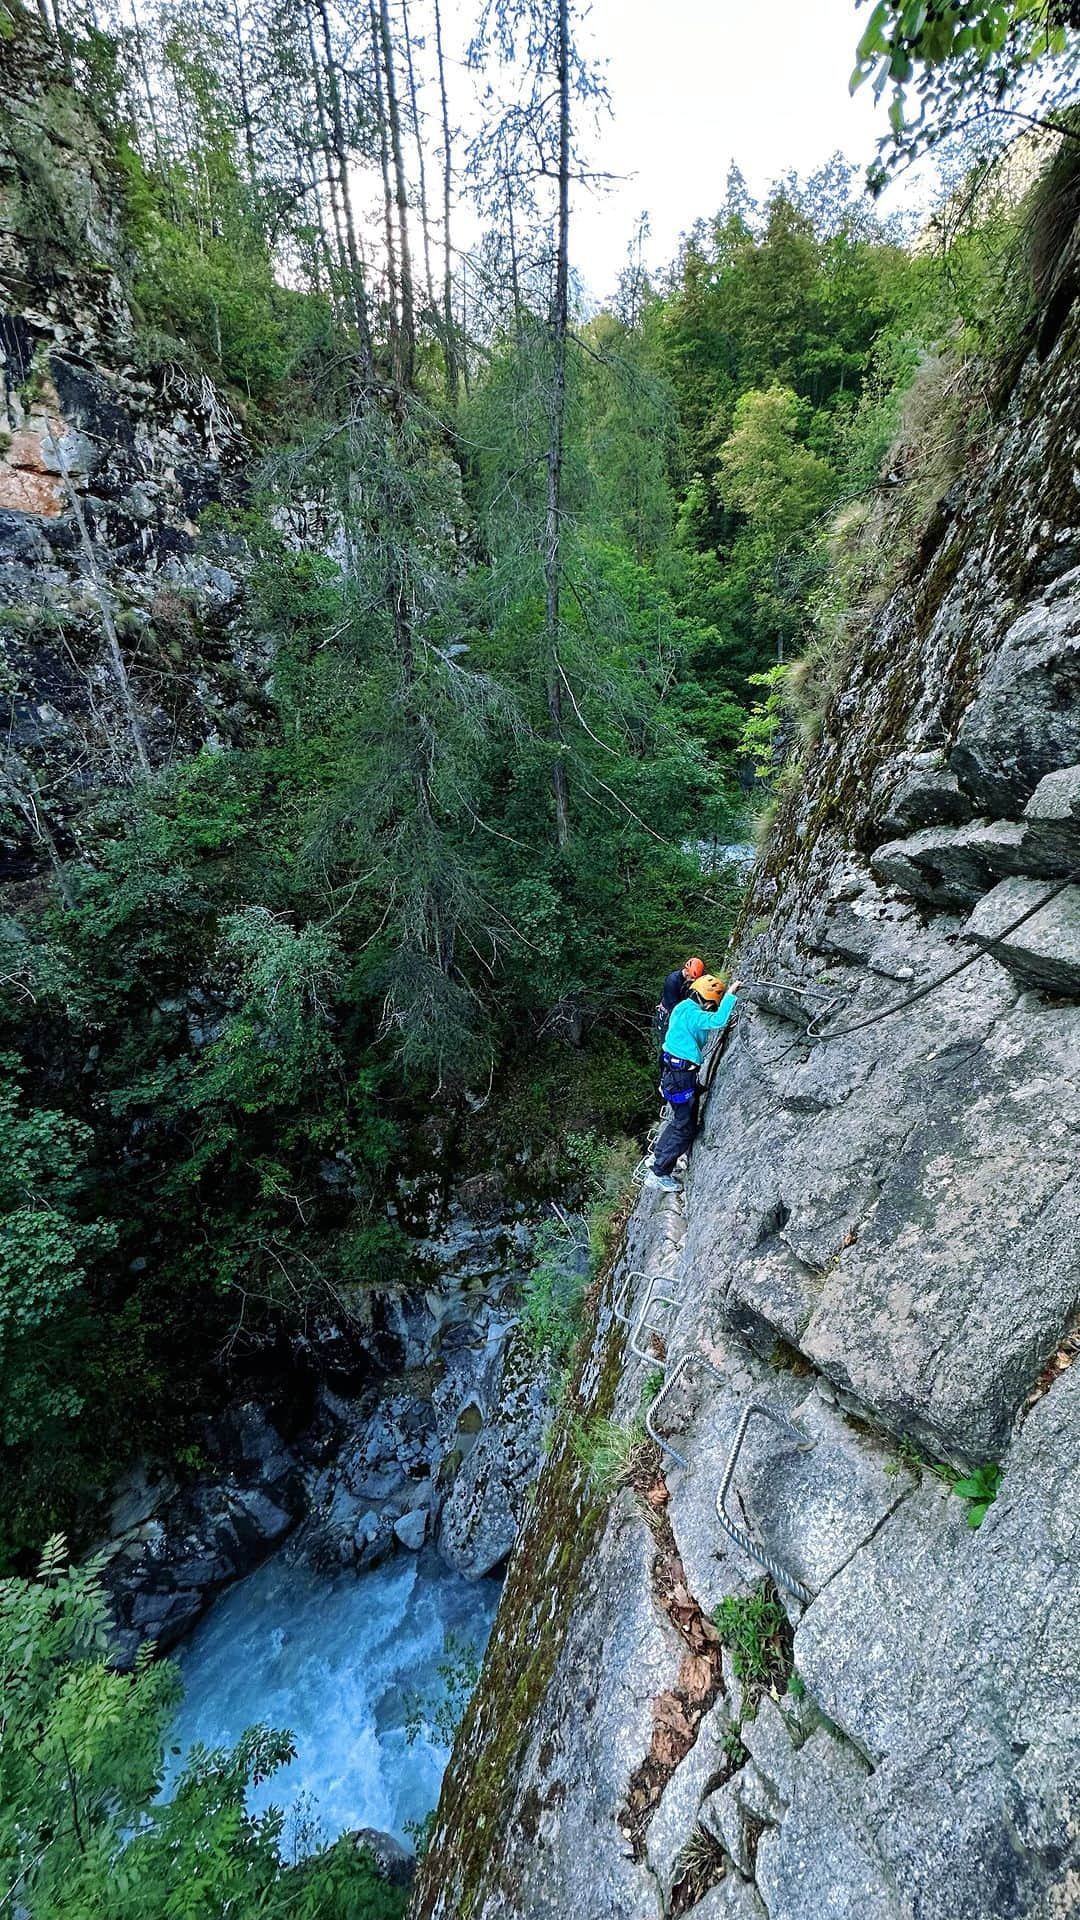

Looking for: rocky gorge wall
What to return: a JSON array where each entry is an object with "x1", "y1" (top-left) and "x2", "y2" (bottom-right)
[
  {"x1": 411, "y1": 251, "x2": 1080, "y2": 1918},
  {"x1": 0, "y1": 9, "x2": 267, "y2": 907}
]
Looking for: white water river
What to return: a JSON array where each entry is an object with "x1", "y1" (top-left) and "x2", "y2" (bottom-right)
[{"x1": 168, "y1": 1545, "x2": 500, "y2": 1853}]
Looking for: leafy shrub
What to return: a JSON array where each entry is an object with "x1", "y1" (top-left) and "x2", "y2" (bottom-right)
[
  {"x1": 520, "y1": 1221, "x2": 589, "y2": 1370},
  {"x1": 0, "y1": 1060, "x2": 115, "y2": 1450},
  {"x1": 0, "y1": 1540, "x2": 407, "y2": 1919},
  {"x1": 712, "y1": 1584, "x2": 793, "y2": 1691}
]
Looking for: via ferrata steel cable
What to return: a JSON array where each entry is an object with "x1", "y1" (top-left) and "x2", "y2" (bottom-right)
[{"x1": 767, "y1": 862, "x2": 1080, "y2": 1053}]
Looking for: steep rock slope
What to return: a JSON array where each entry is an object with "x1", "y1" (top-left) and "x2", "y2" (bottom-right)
[
  {"x1": 0, "y1": 10, "x2": 263, "y2": 903},
  {"x1": 412, "y1": 263, "x2": 1080, "y2": 1917}
]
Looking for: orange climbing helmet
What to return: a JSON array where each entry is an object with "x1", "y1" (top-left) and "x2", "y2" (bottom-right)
[
  {"x1": 683, "y1": 957, "x2": 705, "y2": 980},
  {"x1": 691, "y1": 973, "x2": 726, "y2": 1010}
]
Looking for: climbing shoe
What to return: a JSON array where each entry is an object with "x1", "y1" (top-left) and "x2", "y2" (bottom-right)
[{"x1": 644, "y1": 1171, "x2": 681, "y2": 1193}]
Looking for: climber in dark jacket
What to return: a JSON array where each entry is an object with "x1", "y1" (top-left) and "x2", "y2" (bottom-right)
[
  {"x1": 645, "y1": 972, "x2": 741, "y2": 1191},
  {"x1": 653, "y1": 956, "x2": 705, "y2": 1051}
]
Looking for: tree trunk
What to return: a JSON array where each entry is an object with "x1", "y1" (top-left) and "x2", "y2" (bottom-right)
[
  {"x1": 505, "y1": 162, "x2": 521, "y2": 337},
  {"x1": 370, "y1": 0, "x2": 402, "y2": 383},
  {"x1": 230, "y1": 0, "x2": 259, "y2": 190},
  {"x1": 401, "y1": 0, "x2": 436, "y2": 315},
  {"x1": 316, "y1": 0, "x2": 376, "y2": 377},
  {"x1": 432, "y1": 0, "x2": 458, "y2": 400},
  {"x1": 543, "y1": 0, "x2": 571, "y2": 849},
  {"x1": 377, "y1": 0, "x2": 416, "y2": 388},
  {"x1": 48, "y1": 428, "x2": 151, "y2": 778},
  {"x1": 302, "y1": 0, "x2": 352, "y2": 321}
]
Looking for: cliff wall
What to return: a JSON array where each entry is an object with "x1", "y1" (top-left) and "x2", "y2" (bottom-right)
[
  {"x1": 412, "y1": 246, "x2": 1080, "y2": 1920},
  {"x1": 0, "y1": 10, "x2": 264, "y2": 906}
]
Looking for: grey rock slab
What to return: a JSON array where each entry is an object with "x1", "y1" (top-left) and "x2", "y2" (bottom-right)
[
  {"x1": 785, "y1": 1365, "x2": 1080, "y2": 1918},
  {"x1": 878, "y1": 753, "x2": 978, "y2": 834},
  {"x1": 949, "y1": 602, "x2": 1080, "y2": 816},
  {"x1": 1021, "y1": 761, "x2": 1080, "y2": 874},
  {"x1": 129, "y1": 1586, "x2": 204, "y2": 1644},
  {"x1": 806, "y1": 1365, "x2": 1080, "y2": 1920},
  {"x1": 350, "y1": 1828, "x2": 415, "y2": 1888},
  {"x1": 795, "y1": 996, "x2": 1080, "y2": 1456},
  {"x1": 734, "y1": 1392, "x2": 914, "y2": 1599},
  {"x1": 646, "y1": 1693, "x2": 734, "y2": 1899},
  {"x1": 393, "y1": 1507, "x2": 427, "y2": 1551},
  {"x1": 794, "y1": 1477, "x2": 966, "y2": 1763},
  {"x1": 438, "y1": 1324, "x2": 549, "y2": 1578},
  {"x1": 965, "y1": 876, "x2": 1080, "y2": 996},
  {"x1": 227, "y1": 1486, "x2": 293, "y2": 1544},
  {"x1": 871, "y1": 820, "x2": 1026, "y2": 911},
  {"x1": 687, "y1": 1877, "x2": 768, "y2": 1920},
  {"x1": 473, "y1": 1494, "x2": 675, "y2": 1920},
  {"x1": 700, "y1": 1772, "x2": 769, "y2": 1876},
  {"x1": 739, "y1": 1693, "x2": 799, "y2": 1810},
  {"x1": 754, "y1": 1730, "x2": 906, "y2": 1920}
]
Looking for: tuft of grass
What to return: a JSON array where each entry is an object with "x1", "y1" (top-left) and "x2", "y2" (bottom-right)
[
  {"x1": 569, "y1": 1413, "x2": 646, "y2": 1498},
  {"x1": 671, "y1": 1823, "x2": 728, "y2": 1913}
]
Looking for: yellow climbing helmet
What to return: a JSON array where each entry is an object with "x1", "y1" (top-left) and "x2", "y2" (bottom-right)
[{"x1": 691, "y1": 972, "x2": 726, "y2": 1010}]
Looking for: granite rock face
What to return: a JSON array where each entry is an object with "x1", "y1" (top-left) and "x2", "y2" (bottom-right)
[
  {"x1": 412, "y1": 237, "x2": 1080, "y2": 1920},
  {"x1": 0, "y1": 10, "x2": 265, "y2": 904}
]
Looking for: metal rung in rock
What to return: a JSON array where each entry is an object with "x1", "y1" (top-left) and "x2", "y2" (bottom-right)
[
  {"x1": 612, "y1": 1269, "x2": 652, "y2": 1326},
  {"x1": 716, "y1": 1402, "x2": 817, "y2": 1606},
  {"x1": 629, "y1": 1274, "x2": 681, "y2": 1365},
  {"x1": 611, "y1": 1267, "x2": 653, "y2": 1328},
  {"x1": 645, "y1": 1350, "x2": 724, "y2": 1468}
]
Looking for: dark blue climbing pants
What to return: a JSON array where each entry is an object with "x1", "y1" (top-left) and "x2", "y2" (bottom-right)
[{"x1": 652, "y1": 1090, "x2": 699, "y2": 1175}]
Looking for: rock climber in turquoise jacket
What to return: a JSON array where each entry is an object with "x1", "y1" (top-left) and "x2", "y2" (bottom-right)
[{"x1": 645, "y1": 972, "x2": 741, "y2": 1191}]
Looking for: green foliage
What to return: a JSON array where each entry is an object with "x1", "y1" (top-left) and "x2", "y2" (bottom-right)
[
  {"x1": 520, "y1": 1221, "x2": 589, "y2": 1370},
  {"x1": 852, "y1": 1, "x2": 1079, "y2": 185},
  {"x1": 0, "y1": 1060, "x2": 115, "y2": 1451},
  {"x1": 404, "y1": 1630, "x2": 484, "y2": 1750},
  {"x1": 568, "y1": 1413, "x2": 645, "y2": 1496},
  {"x1": 933, "y1": 1458, "x2": 1003, "y2": 1527},
  {"x1": 740, "y1": 665, "x2": 790, "y2": 779},
  {"x1": 640, "y1": 1368, "x2": 665, "y2": 1409},
  {"x1": 0, "y1": 1540, "x2": 406, "y2": 1920},
  {"x1": 711, "y1": 1585, "x2": 793, "y2": 1691}
]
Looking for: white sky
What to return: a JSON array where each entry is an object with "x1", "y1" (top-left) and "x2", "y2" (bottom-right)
[
  {"x1": 443, "y1": 0, "x2": 932, "y2": 301},
  {"x1": 571, "y1": 0, "x2": 895, "y2": 291}
]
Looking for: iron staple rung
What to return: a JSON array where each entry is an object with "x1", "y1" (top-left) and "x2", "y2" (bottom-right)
[
  {"x1": 629, "y1": 1279, "x2": 683, "y2": 1364},
  {"x1": 644, "y1": 1350, "x2": 724, "y2": 1469},
  {"x1": 612, "y1": 1268, "x2": 653, "y2": 1326},
  {"x1": 715, "y1": 1401, "x2": 816, "y2": 1606}
]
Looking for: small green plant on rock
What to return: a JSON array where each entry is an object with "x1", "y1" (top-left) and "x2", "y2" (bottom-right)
[
  {"x1": 712, "y1": 1584, "x2": 793, "y2": 1692},
  {"x1": 640, "y1": 1368, "x2": 665, "y2": 1409},
  {"x1": 934, "y1": 1459, "x2": 1002, "y2": 1528}
]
